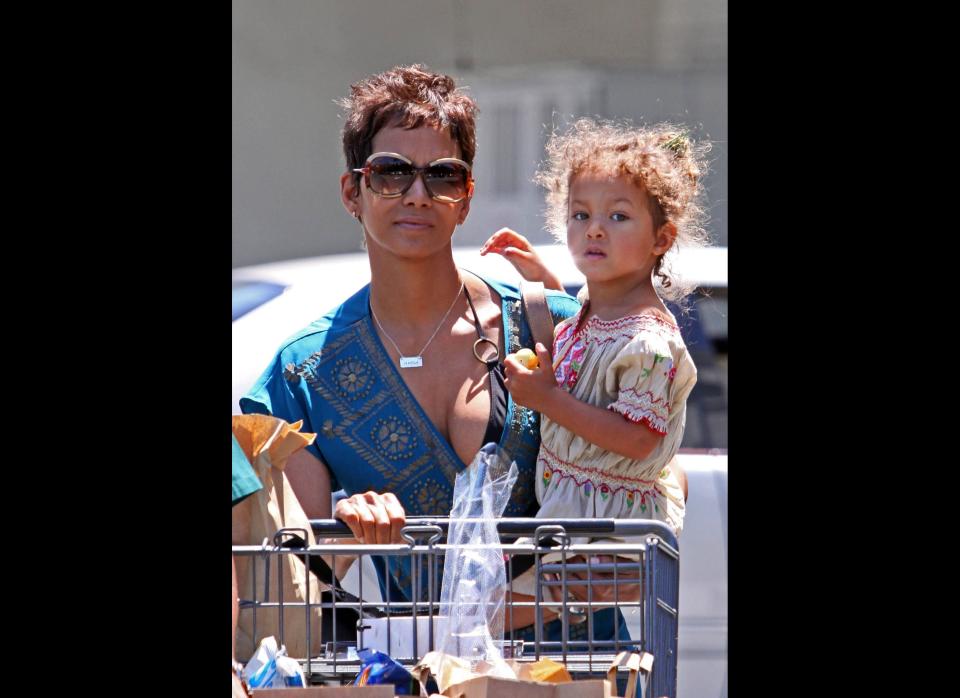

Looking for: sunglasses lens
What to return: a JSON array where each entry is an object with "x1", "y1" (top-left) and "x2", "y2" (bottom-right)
[
  {"x1": 367, "y1": 157, "x2": 415, "y2": 195},
  {"x1": 424, "y1": 163, "x2": 469, "y2": 201}
]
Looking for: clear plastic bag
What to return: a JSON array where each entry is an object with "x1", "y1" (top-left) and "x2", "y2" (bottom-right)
[{"x1": 436, "y1": 442, "x2": 518, "y2": 668}]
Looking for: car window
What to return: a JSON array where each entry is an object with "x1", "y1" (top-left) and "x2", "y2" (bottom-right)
[{"x1": 232, "y1": 280, "x2": 287, "y2": 321}]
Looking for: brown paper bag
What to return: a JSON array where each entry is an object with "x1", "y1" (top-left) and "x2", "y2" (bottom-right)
[
  {"x1": 442, "y1": 676, "x2": 611, "y2": 698},
  {"x1": 232, "y1": 414, "x2": 324, "y2": 661},
  {"x1": 434, "y1": 650, "x2": 657, "y2": 698},
  {"x1": 605, "y1": 651, "x2": 654, "y2": 698},
  {"x1": 252, "y1": 688, "x2": 394, "y2": 697}
]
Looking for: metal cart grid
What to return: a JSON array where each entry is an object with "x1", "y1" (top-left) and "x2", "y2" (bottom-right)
[{"x1": 233, "y1": 517, "x2": 679, "y2": 697}]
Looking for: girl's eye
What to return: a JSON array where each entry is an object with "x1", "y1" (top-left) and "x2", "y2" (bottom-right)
[
  {"x1": 611, "y1": 212, "x2": 629, "y2": 222},
  {"x1": 572, "y1": 211, "x2": 589, "y2": 221}
]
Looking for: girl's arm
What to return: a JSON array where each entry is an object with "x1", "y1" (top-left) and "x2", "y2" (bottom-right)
[
  {"x1": 503, "y1": 343, "x2": 664, "y2": 461},
  {"x1": 480, "y1": 227, "x2": 565, "y2": 291}
]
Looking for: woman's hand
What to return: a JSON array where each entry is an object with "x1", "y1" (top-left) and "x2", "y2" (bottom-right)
[
  {"x1": 503, "y1": 342, "x2": 558, "y2": 413},
  {"x1": 334, "y1": 491, "x2": 406, "y2": 544},
  {"x1": 480, "y1": 227, "x2": 564, "y2": 291}
]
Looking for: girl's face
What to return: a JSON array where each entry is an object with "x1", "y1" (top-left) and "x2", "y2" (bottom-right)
[
  {"x1": 340, "y1": 124, "x2": 472, "y2": 262},
  {"x1": 566, "y1": 172, "x2": 674, "y2": 286}
]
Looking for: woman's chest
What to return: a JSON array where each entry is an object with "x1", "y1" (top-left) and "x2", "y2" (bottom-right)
[{"x1": 400, "y1": 347, "x2": 493, "y2": 463}]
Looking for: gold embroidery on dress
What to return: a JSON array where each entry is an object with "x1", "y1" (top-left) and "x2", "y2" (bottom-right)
[
  {"x1": 333, "y1": 356, "x2": 373, "y2": 400},
  {"x1": 372, "y1": 417, "x2": 417, "y2": 460}
]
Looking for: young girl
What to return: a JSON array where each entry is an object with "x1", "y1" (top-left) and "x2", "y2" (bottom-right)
[{"x1": 481, "y1": 118, "x2": 709, "y2": 558}]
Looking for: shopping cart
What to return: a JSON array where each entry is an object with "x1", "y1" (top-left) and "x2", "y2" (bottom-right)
[{"x1": 233, "y1": 517, "x2": 679, "y2": 697}]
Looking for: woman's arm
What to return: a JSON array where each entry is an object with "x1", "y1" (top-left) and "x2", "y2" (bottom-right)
[
  {"x1": 504, "y1": 344, "x2": 664, "y2": 461},
  {"x1": 285, "y1": 448, "x2": 332, "y2": 519},
  {"x1": 285, "y1": 448, "x2": 407, "y2": 579}
]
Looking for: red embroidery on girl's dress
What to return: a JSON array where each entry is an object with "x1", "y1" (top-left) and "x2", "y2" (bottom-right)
[
  {"x1": 609, "y1": 385, "x2": 670, "y2": 434},
  {"x1": 574, "y1": 314, "x2": 680, "y2": 349},
  {"x1": 553, "y1": 320, "x2": 585, "y2": 389}
]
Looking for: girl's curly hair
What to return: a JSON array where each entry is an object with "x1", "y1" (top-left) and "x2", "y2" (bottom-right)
[{"x1": 535, "y1": 118, "x2": 711, "y2": 302}]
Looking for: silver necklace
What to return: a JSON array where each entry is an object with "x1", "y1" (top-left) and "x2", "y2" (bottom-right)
[{"x1": 370, "y1": 281, "x2": 465, "y2": 368}]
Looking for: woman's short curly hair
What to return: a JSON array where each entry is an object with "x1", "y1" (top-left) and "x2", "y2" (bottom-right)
[
  {"x1": 338, "y1": 64, "x2": 479, "y2": 185},
  {"x1": 535, "y1": 118, "x2": 711, "y2": 302}
]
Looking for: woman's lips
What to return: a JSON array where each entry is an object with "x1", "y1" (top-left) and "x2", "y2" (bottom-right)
[
  {"x1": 584, "y1": 248, "x2": 606, "y2": 259},
  {"x1": 395, "y1": 218, "x2": 432, "y2": 229}
]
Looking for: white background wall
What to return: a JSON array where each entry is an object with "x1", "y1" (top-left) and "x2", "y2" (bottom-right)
[{"x1": 232, "y1": 0, "x2": 727, "y2": 267}]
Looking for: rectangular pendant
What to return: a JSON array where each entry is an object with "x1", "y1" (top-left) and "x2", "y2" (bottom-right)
[{"x1": 399, "y1": 356, "x2": 423, "y2": 368}]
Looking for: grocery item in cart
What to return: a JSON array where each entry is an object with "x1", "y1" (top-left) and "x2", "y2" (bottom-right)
[
  {"x1": 414, "y1": 649, "x2": 646, "y2": 697},
  {"x1": 353, "y1": 647, "x2": 423, "y2": 695},
  {"x1": 362, "y1": 614, "x2": 443, "y2": 660},
  {"x1": 232, "y1": 414, "x2": 323, "y2": 661},
  {"x1": 241, "y1": 635, "x2": 306, "y2": 689},
  {"x1": 436, "y1": 443, "x2": 518, "y2": 669}
]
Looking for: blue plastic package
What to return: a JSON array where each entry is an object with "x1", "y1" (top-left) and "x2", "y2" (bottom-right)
[{"x1": 354, "y1": 648, "x2": 420, "y2": 695}]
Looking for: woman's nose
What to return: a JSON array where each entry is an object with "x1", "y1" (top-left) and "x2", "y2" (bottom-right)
[{"x1": 402, "y1": 172, "x2": 432, "y2": 205}]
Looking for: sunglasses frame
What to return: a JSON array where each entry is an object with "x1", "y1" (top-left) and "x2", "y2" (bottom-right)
[{"x1": 353, "y1": 151, "x2": 474, "y2": 203}]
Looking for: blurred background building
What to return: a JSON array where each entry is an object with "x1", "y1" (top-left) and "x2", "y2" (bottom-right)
[{"x1": 232, "y1": 0, "x2": 726, "y2": 267}]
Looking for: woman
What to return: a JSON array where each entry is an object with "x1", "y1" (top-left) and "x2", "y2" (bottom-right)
[{"x1": 240, "y1": 64, "x2": 665, "y2": 640}]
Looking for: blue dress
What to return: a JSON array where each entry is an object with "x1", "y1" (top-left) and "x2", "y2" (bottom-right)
[{"x1": 240, "y1": 274, "x2": 627, "y2": 642}]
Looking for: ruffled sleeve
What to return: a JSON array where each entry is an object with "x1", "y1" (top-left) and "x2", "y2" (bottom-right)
[{"x1": 604, "y1": 332, "x2": 676, "y2": 435}]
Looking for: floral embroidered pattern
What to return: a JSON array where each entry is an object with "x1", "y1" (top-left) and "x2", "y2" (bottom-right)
[
  {"x1": 640, "y1": 353, "x2": 668, "y2": 378},
  {"x1": 415, "y1": 477, "x2": 449, "y2": 515},
  {"x1": 555, "y1": 335, "x2": 586, "y2": 389},
  {"x1": 333, "y1": 357, "x2": 372, "y2": 400},
  {"x1": 539, "y1": 445, "x2": 658, "y2": 488},
  {"x1": 577, "y1": 314, "x2": 679, "y2": 351},
  {"x1": 542, "y1": 466, "x2": 552, "y2": 489},
  {"x1": 371, "y1": 417, "x2": 417, "y2": 460}
]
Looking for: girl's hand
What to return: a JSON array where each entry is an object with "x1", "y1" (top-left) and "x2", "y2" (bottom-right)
[
  {"x1": 480, "y1": 227, "x2": 564, "y2": 291},
  {"x1": 503, "y1": 342, "x2": 557, "y2": 412},
  {"x1": 334, "y1": 491, "x2": 406, "y2": 544}
]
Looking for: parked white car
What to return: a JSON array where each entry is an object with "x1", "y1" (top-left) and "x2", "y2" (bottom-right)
[{"x1": 232, "y1": 244, "x2": 727, "y2": 698}]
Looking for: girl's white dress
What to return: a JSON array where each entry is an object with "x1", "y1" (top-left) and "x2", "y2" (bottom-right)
[
  {"x1": 535, "y1": 305, "x2": 696, "y2": 534},
  {"x1": 511, "y1": 305, "x2": 697, "y2": 596}
]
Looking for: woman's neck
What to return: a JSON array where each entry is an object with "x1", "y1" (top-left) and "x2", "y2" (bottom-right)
[{"x1": 367, "y1": 248, "x2": 463, "y2": 325}]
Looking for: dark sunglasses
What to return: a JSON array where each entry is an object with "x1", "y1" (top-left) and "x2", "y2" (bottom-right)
[{"x1": 353, "y1": 151, "x2": 474, "y2": 203}]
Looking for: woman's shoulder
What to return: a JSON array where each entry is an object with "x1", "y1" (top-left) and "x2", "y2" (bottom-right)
[
  {"x1": 274, "y1": 284, "x2": 371, "y2": 360},
  {"x1": 545, "y1": 288, "x2": 582, "y2": 323},
  {"x1": 468, "y1": 273, "x2": 581, "y2": 321}
]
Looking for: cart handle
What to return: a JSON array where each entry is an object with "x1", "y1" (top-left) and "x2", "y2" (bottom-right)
[
  {"x1": 310, "y1": 517, "x2": 677, "y2": 549},
  {"x1": 399, "y1": 524, "x2": 444, "y2": 548}
]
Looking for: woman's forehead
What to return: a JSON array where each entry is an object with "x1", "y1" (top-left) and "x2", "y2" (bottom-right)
[{"x1": 370, "y1": 124, "x2": 460, "y2": 162}]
